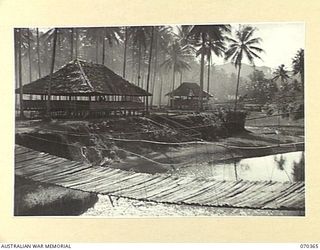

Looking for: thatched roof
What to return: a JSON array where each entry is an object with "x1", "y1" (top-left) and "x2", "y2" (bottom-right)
[
  {"x1": 166, "y1": 82, "x2": 212, "y2": 98},
  {"x1": 16, "y1": 59, "x2": 151, "y2": 96}
]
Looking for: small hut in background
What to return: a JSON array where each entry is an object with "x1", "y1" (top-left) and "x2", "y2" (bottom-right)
[
  {"x1": 15, "y1": 59, "x2": 151, "y2": 118},
  {"x1": 166, "y1": 82, "x2": 213, "y2": 110}
]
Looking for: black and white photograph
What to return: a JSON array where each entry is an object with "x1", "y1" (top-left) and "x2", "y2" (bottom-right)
[{"x1": 14, "y1": 23, "x2": 305, "y2": 217}]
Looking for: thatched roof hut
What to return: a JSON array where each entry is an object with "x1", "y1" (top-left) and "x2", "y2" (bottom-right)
[
  {"x1": 166, "y1": 82, "x2": 212, "y2": 98},
  {"x1": 16, "y1": 59, "x2": 151, "y2": 96},
  {"x1": 166, "y1": 82, "x2": 212, "y2": 110},
  {"x1": 16, "y1": 59, "x2": 151, "y2": 118}
]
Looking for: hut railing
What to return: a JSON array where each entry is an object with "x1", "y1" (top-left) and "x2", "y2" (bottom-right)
[{"x1": 23, "y1": 100, "x2": 145, "y2": 111}]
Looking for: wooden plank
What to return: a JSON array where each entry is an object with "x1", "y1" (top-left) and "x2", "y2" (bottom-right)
[
  {"x1": 20, "y1": 157, "x2": 70, "y2": 177},
  {"x1": 118, "y1": 176, "x2": 175, "y2": 199},
  {"x1": 224, "y1": 181, "x2": 276, "y2": 208},
  {"x1": 14, "y1": 144, "x2": 305, "y2": 210},
  {"x1": 188, "y1": 180, "x2": 239, "y2": 205},
  {"x1": 153, "y1": 178, "x2": 205, "y2": 203},
  {"x1": 15, "y1": 146, "x2": 34, "y2": 155},
  {"x1": 15, "y1": 154, "x2": 61, "y2": 169},
  {"x1": 15, "y1": 157, "x2": 66, "y2": 177},
  {"x1": 109, "y1": 175, "x2": 169, "y2": 197},
  {"x1": 15, "y1": 153, "x2": 52, "y2": 166}
]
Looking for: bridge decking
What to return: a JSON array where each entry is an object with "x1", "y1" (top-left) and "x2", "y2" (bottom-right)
[{"x1": 15, "y1": 145, "x2": 305, "y2": 210}]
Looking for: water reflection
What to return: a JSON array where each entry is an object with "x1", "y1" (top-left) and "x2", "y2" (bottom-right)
[{"x1": 178, "y1": 151, "x2": 305, "y2": 183}]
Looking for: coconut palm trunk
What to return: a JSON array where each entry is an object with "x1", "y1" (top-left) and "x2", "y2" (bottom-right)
[
  {"x1": 95, "y1": 39, "x2": 99, "y2": 63},
  {"x1": 17, "y1": 29, "x2": 25, "y2": 119},
  {"x1": 102, "y1": 31, "x2": 106, "y2": 65},
  {"x1": 46, "y1": 28, "x2": 58, "y2": 118},
  {"x1": 137, "y1": 42, "x2": 141, "y2": 87},
  {"x1": 159, "y1": 73, "x2": 163, "y2": 108},
  {"x1": 70, "y1": 28, "x2": 74, "y2": 61},
  {"x1": 234, "y1": 64, "x2": 242, "y2": 112},
  {"x1": 27, "y1": 29, "x2": 32, "y2": 82},
  {"x1": 145, "y1": 26, "x2": 154, "y2": 114},
  {"x1": 150, "y1": 29, "x2": 159, "y2": 107},
  {"x1": 14, "y1": 30, "x2": 18, "y2": 108},
  {"x1": 207, "y1": 56, "x2": 211, "y2": 95},
  {"x1": 131, "y1": 47, "x2": 135, "y2": 82},
  {"x1": 36, "y1": 28, "x2": 41, "y2": 78},
  {"x1": 75, "y1": 28, "x2": 78, "y2": 59},
  {"x1": 198, "y1": 35, "x2": 205, "y2": 111},
  {"x1": 123, "y1": 27, "x2": 128, "y2": 78},
  {"x1": 171, "y1": 64, "x2": 176, "y2": 108}
]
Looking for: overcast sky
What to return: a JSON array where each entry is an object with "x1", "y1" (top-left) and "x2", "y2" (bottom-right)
[
  {"x1": 214, "y1": 22, "x2": 305, "y2": 70},
  {"x1": 40, "y1": 22, "x2": 304, "y2": 71}
]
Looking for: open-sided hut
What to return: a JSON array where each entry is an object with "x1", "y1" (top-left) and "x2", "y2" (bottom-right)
[
  {"x1": 166, "y1": 82, "x2": 212, "y2": 110},
  {"x1": 16, "y1": 59, "x2": 151, "y2": 118}
]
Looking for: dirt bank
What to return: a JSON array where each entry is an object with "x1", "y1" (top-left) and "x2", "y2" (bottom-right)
[
  {"x1": 15, "y1": 115, "x2": 304, "y2": 174},
  {"x1": 14, "y1": 114, "x2": 304, "y2": 216},
  {"x1": 14, "y1": 175, "x2": 98, "y2": 216}
]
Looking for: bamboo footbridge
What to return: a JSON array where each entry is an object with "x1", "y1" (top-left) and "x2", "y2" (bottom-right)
[{"x1": 15, "y1": 144, "x2": 305, "y2": 210}]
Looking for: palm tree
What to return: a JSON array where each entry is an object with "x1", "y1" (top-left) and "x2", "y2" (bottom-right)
[
  {"x1": 273, "y1": 64, "x2": 290, "y2": 90},
  {"x1": 75, "y1": 28, "x2": 79, "y2": 58},
  {"x1": 150, "y1": 26, "x2": 159, "y2": 106},
  {"x1": 225, "y1": 25, "x2": 263, "y2": 111},
  {"x1": 150, "y1": 26, "x2": 173, "y2": 106},
  {"x1": 36, "y1": 28, "x2": 41, "y2": 78},
  {"x1": 85, "y1": 27, "x2": 104, "y2": 63},
  {"x1": 102, "y1": 27, "x2": 121, "y2": 66},
  {"x1": 46, "y1": 28, "x2": 58, "y2": 118},
  {"x1": 175, "y1": 25, "x2": 195, "y2": 85},
  {"x1": 129, "y1": 26, "x2": 151, "y2": 87},
  {"x1": 70, "y1": 28, "x2": 74, "y2": 60},
  {"x1": 42, "y1": 28, "x2": 70, "y2": 68},
  {"x1": 16, "y1": 28, "x2": 25, "y2": 119},
  {"x1": 292, "y1": 49, "x2": 304, "y2": 84},
  {"x1": 188, "y1": 25, "x2": 231, "y2": 111},
  {"x1": 161, "y1": 40, "x2": 192, "y2": 107},
  {"x1": 122, "y1": 26, "x2": 128, "y2": 78},
  {"x1": 26, "y1": 29, "x2": 33, "y2": 82},
  {"x1": 146, "y1": 26, "x2": 155, "y2": 113},
  {"x1": 19, "y1": 28, "x2": 34, "y2": 83},
  {"x1": 201, "y1": 39, "x2": 225, "y2": 96}
]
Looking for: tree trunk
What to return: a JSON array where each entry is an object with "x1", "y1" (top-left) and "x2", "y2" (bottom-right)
[
  {"x1": 18, "y1": 29, "x2": 25, "y2": 119},
  {"x1": 137, "y1": 42, "x2": 141, "y2": 87},
  {"x1": 122, "y1": 27, "x2": 128, "y2": 78},
  {"x1": 131, "y1": 46, "x2": 135, "y2": 82},
  {"x1": 102, "y1": 35, "x2": 106, "y2": 65},
  {"x1": 70, "y1": 28, "x2": 74, "y2": 61},
  {"x1": 75, "y1": 28, "x2": 78, "y2": 59},
  {"x1": 145, "y1": 27, "x2": 154, "y2": 114},
  {"x1": 171, "y1": 65, "x2": 176, "y2": 108},
  {"x1": 46, "y1": 29, "x2": 58, "y2": 118},
  {"x1": 27, "y1": 29, "x2": 32, "y2": 82},
  {"x1": 14, "y1": 30, "x2": 18, "y2": 108},
  {"x1": 158, "y1": 73, "x2": 163, "y2": 108},
  {"x1": 207, "y1": 56, "x2": 211, "y2": 97},
  {"x1": 198, "y1": 35, "x2": 205, "y2": 112},
  {"x1": 180, "y1": 71, "x2": 183, "y2": 84},
  {"x1": 150, "y1": 29, "x2": 158, "y2": 107},
  {"x1": 43, "y1": 41, "x2": 49, "y2": 75},
  {"x1": 234, "y1": 64, "x2": 242, "y2": 112},
  {"x1": 36, "y1": 28, "x2": 41, "y2": 78},
  {"x1": 95, "y1": 39, "x2": 99, "y2": 63}
]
